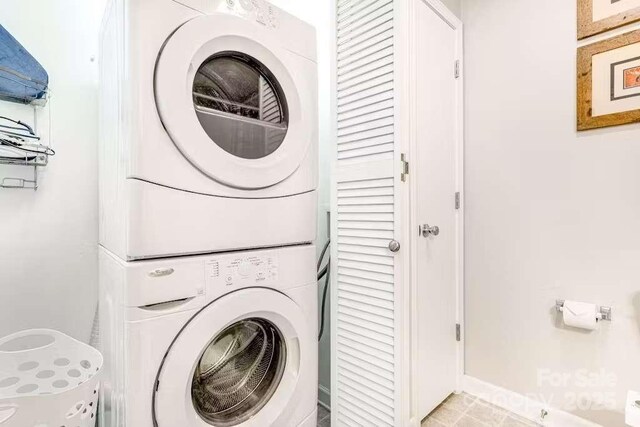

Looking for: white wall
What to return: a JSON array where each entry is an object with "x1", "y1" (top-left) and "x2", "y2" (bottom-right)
[
  {"x1": 0, "y1": 1, "x2": 104, "y2": 342},
  {"x1": 463, "y1": 1, "x2": 640, "y2": 425},
  {"x1": 266, "y1": 0, "x2": 333, "y2": 407}
]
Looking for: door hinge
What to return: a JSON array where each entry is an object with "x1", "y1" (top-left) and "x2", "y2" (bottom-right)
[
  {"x1": 401, "y1": 153, "x2": 409, "y2": 182},
  {"x1": 455, "y1": 192, "x2": 461, "y2": 210},
  {"x1": 456, "y1": 324, "x2": 461, "y2": 342},
  {"x1": 454, "y1": 60, "x2": 461, "y2": 79}
]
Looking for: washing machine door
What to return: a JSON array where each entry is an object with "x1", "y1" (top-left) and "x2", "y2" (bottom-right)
[
  {"x1": 152, "y1": 288, "x2": 311, "y2": 426},
  {"x1": 155, "y1": 14, "x2": 315, "y2": 190}
]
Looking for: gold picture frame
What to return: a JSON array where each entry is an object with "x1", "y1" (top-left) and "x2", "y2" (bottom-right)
[
  {"x1": 578, "y1": 0, "x2": 640, "y2": 39},
  {"x1": 577, "y1": 30, "x2": 640, "y2": 130}
]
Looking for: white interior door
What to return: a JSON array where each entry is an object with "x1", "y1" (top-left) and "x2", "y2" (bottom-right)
[
  {"x1": 414, "y1": 0, "x2": 461, "y2": 419},
  {"x1": 332, "y1": 0, "x2": 402, "y2": 424}
]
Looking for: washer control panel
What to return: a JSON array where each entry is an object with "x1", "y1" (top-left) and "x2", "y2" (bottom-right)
[
  {"x1": 228, "y1": 0, "x2": 280, "y2": 28},
  {"x1": 207, "y1": 252, "x2": 278, "y2": 288}
]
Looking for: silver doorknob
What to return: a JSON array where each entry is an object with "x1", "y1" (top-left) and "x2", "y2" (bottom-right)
[
  {"x1": 420, "y1": 224, "x2": 440, "y2": 237},
  {"x1": 388, "y1": 240, "x2": 401, "y2": 253}
]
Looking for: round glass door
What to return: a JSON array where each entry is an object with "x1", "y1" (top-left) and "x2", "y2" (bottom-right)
[
  {"x1": 191, "y1": 318, "x2": 287, "y2": 426},
  {"x1": 153, "y1": 287, "x2": 311, "y2": 426},
  {"x1": 155, "y1": 15, "x2": 314, "y2": 189},
  {"x1": 192, "y1": 52, "x2": 289, "y2": 160}
]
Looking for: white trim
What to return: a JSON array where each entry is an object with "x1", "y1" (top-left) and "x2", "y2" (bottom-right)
[
  {"x1": 395, "y1": 0, "x2": 413, "y2": 424},
  {"x1": 402, "y1": 0, "x2": 464, "y2": 424},
  {"x1": 462, "y1": 376, "x2": 602, "y2": 427},
  {"x1": 452, "y1": 3, "x2": 465, "y2": 396},
  {"x1": 397, "y1": 0, "x2": 417, "y2": 423}
]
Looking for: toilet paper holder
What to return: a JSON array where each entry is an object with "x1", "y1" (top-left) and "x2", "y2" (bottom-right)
[{"x1": 555, "y1": 300, "x2": 612, "y2": 321}]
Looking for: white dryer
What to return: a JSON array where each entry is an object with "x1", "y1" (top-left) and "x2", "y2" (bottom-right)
[
  {"x1": 99, "y1": 0, "x2": 318, "y2": 260},
  {"x1": 98, "y1": 244, "x2": 318, "y2": 427}
]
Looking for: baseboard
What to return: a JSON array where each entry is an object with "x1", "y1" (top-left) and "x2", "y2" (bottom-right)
[
  {"x1": 318, "y1": 384, "x2": 331, "y2": 410},
  {"x1": 462, "y1": 375, "x2": 601, "y2": 427}
]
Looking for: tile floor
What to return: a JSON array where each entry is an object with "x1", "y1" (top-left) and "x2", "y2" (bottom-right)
[
  {"x1": 316, "y1": 393, "x2": 538, "y2": 427},
  {"x1": 317, "y1": 403, "x2": 331, "y2": 426},
  {"x1": 421, "y1": 393, "x2": 541, "y2": 427}
]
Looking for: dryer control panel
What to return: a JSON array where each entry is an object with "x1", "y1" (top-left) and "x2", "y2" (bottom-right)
[
  {"x1": 229, "y1": 0, "x2": 280, "y2": 28},
  {"x1": 207, "y1": 252, "x2": 279, "y2": 288}
]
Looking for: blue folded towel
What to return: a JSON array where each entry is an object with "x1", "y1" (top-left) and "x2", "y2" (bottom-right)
[{"x1": 0, "y1": 24, "x2": 48, "y2": 105}]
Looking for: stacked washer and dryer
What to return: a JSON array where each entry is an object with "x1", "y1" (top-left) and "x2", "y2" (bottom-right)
[{"x1": 97, "y1": 0, "x2": 318, "y2": 426}]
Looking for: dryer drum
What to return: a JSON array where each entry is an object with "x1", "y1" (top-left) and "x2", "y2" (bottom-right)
[
  {"x1": 192, "y1": 52, "x2": 289, "y2": 160},
  {"x1": 191, "y1": 318, "x2": 287, "y2": 426}
]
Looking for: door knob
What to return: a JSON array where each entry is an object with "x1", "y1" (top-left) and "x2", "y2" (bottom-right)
[
  {"x1": 388, "y1": 240, "x2": 401, "y2": 253},
  {"x1": 420, "y1": 224, "x2": 440, "y2": 237}
]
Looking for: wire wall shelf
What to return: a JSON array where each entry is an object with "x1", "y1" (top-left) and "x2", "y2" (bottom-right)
[
  {"x1": 0, "y1": 152, "x2": 48, "y2": 190},
  {"x1": 0, "y1": 92, "x2": 52, "y2": 190}
]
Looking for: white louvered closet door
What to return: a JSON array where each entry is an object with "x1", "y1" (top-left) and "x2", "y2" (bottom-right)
[{"x1": 331, "y1": 0, "x2": 402, "y2": 425}]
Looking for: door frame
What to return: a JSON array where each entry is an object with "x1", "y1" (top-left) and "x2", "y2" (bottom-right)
[{"x1": 397, "y1": 0, "x2": 464, "y2": 424}]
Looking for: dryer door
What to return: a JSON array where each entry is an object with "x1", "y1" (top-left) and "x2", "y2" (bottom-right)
[
  {"x1": 152, "y1": 288, "x2": 312, "y2": 426},
  {"x1": 155, "y1": 14, "x2": 315, "y2": 190}
]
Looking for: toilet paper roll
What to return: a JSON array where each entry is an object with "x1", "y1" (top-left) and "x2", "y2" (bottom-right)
[{"x1": 562, "y1": 301, "x2": 597, "y2": 330}]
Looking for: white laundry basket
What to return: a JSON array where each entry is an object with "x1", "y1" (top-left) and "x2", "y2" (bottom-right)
[{"x1": 0, "y1": 329, "x2": 103, "y2": 427}]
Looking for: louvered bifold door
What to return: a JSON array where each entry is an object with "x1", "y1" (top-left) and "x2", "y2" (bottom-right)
[{"x1": 332, "y1": 0, "x2": 399, "y2": 425}]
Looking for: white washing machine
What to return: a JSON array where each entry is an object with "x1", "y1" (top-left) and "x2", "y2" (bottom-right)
[
  {"x1": 99, "y1": 0, "x2": 318, "y2": 260},
  {"x1": 98, "y1": 244, "x2": 318, "y2": 427}
]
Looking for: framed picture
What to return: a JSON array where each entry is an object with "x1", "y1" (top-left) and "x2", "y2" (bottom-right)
[
  {"x1": 578, "y1": 0, "x2": 640, "y2": 39},
  {"x1": 577, "y1": 29, "x2": 640, "y2": 130}
]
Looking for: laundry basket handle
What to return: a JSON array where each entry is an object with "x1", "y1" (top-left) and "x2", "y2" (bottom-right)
[
  {"x1": 0, "y1": 405, "x2": 17, "y2": 424},
  {"x1": 0, "y1": 329, "x2": 56, "y2": 353}
]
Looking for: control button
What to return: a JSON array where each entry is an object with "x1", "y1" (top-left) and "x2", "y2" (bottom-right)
[
  {"x1": 267, "y1": 6, "x2": 277, "y2": 27},
  {"x1": 226, "y1": 276, "x2": 233, "y2": 284},
  {"x1": 239, "y1": 0, "x2": 254, "y2": 10},
  {"x1": 209, "y1": 263, "x2": 219, "y2": 278},
  {"x1": 226, "y1": 0, "x2": 235, "y2": 7},
  {"x1": 237, "y1": 261, "x2": 251, "y2": 277},
  {"x1": 256, "y1": 271, "x2": 265, "y2": 280}
]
